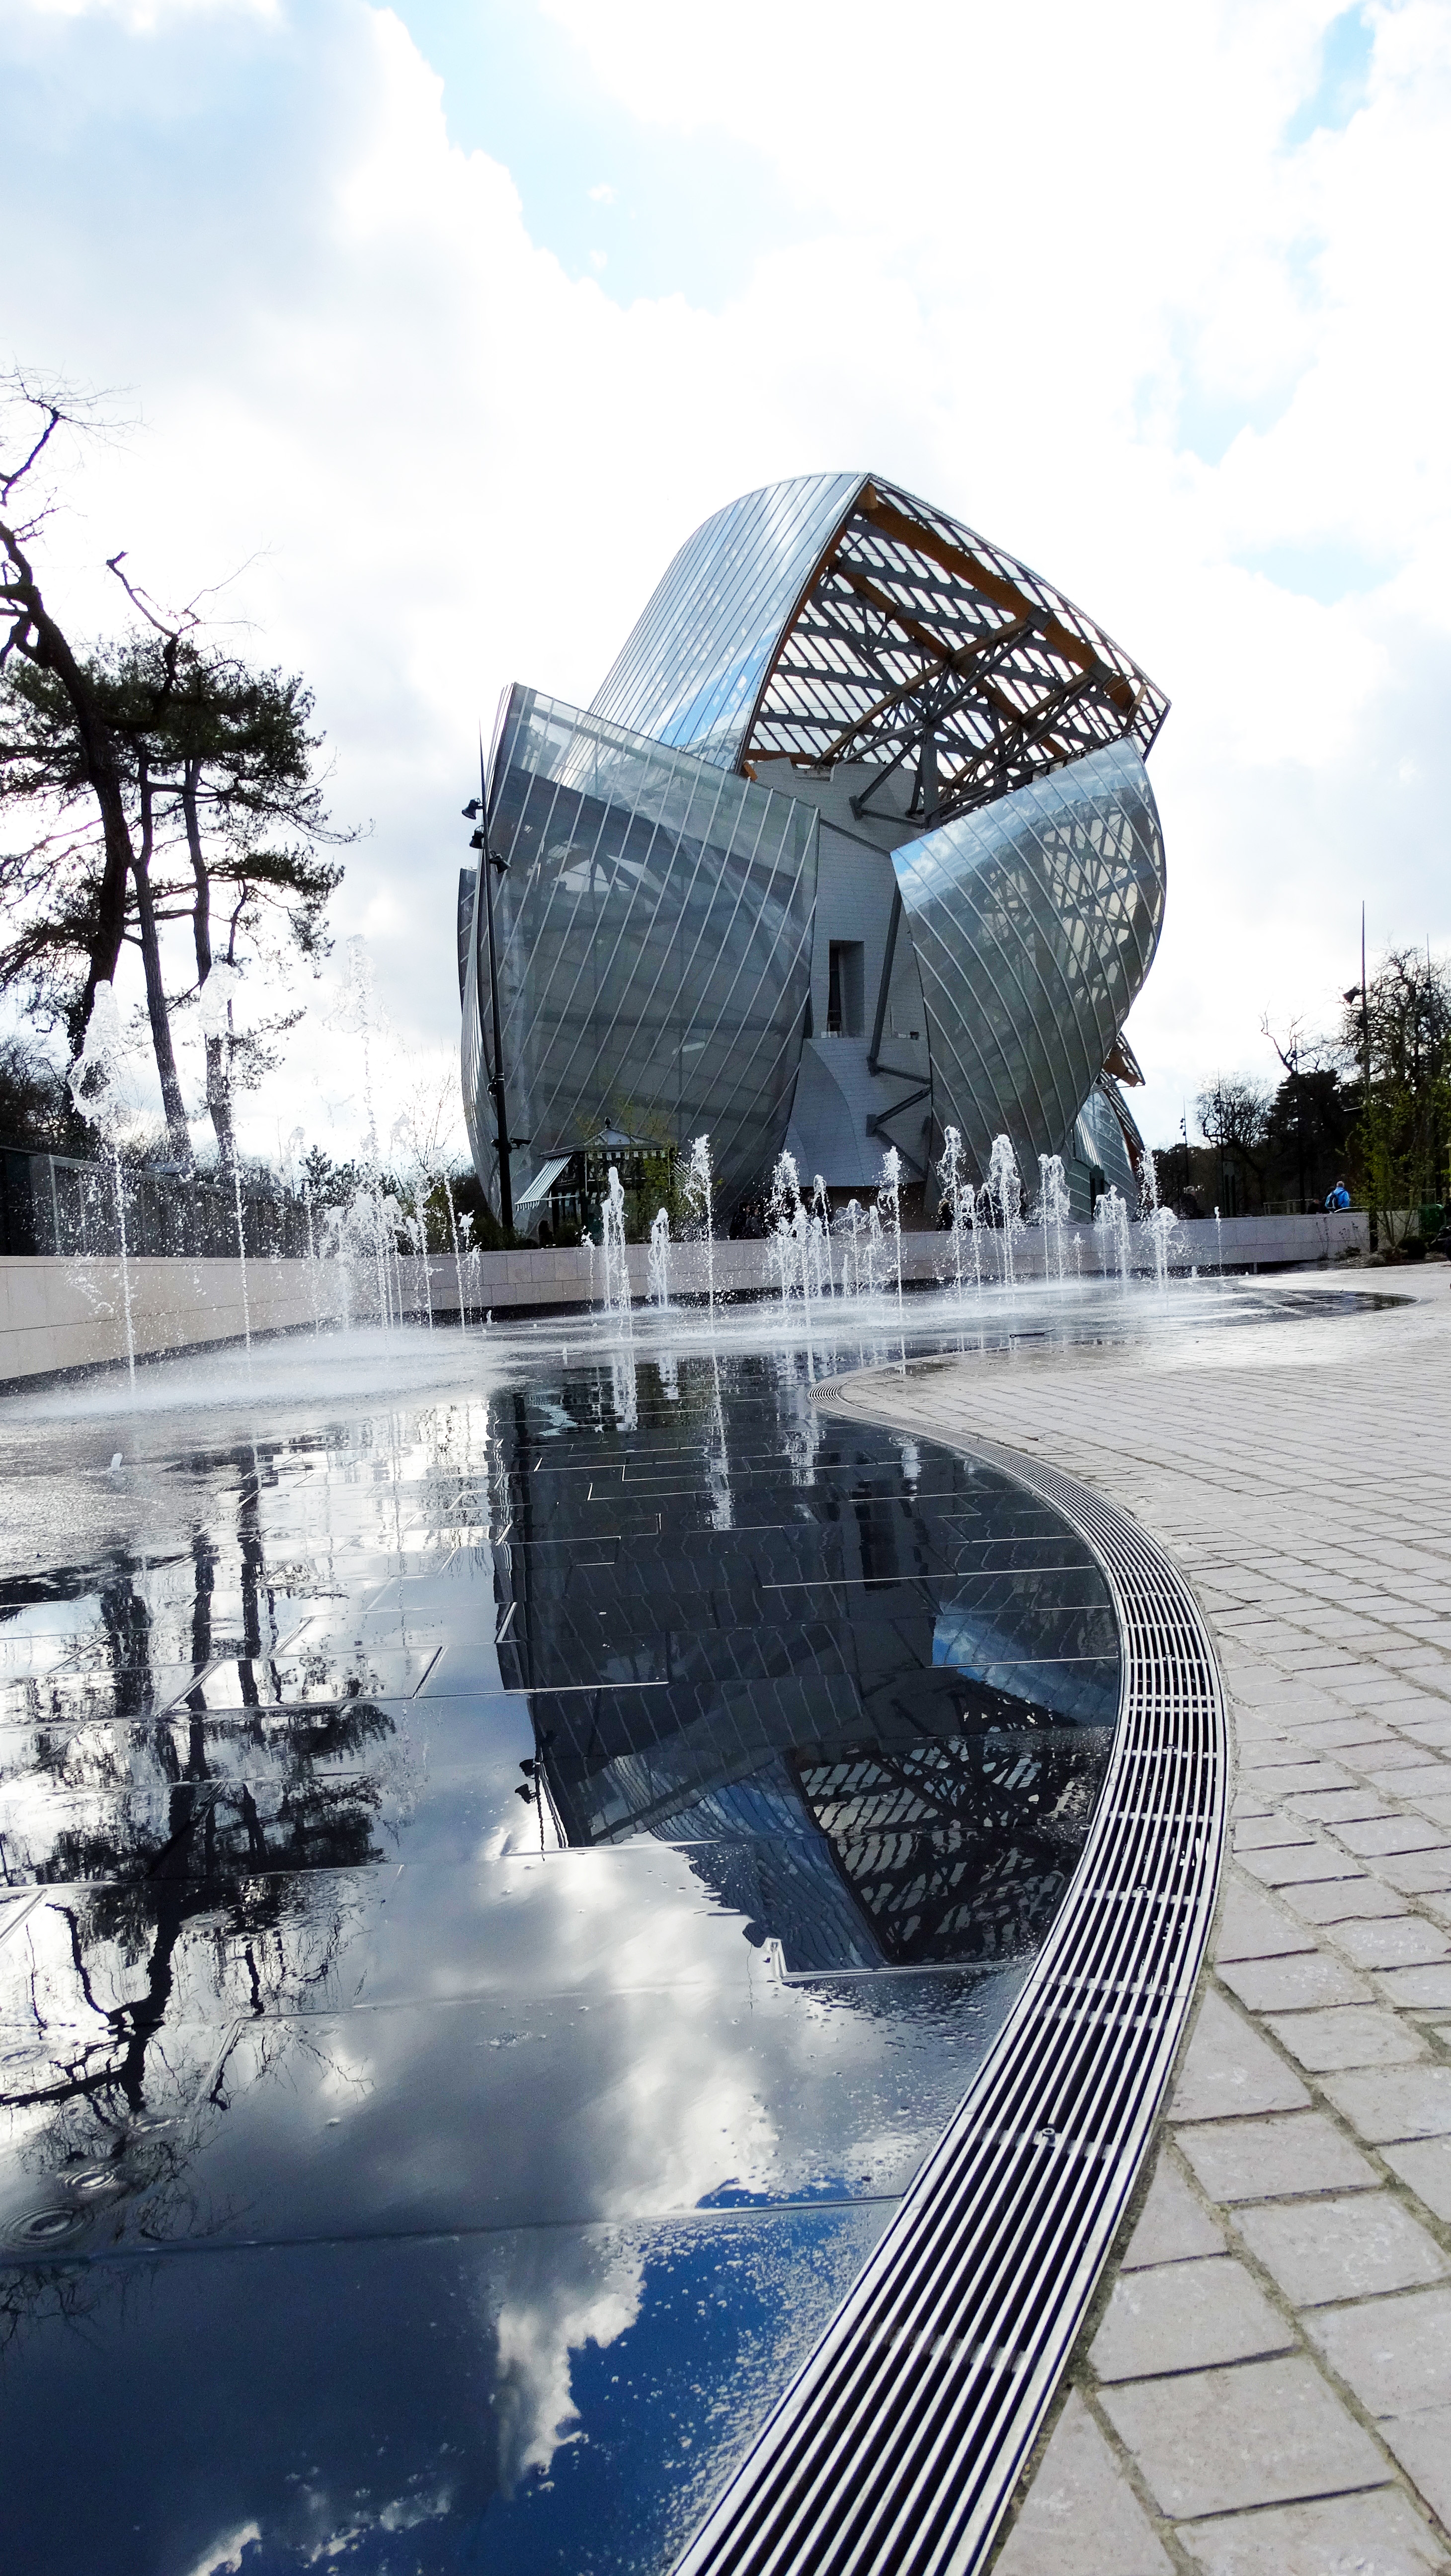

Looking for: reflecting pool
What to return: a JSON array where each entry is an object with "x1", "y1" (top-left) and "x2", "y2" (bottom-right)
[
  {"x1": 0, "y1": 1323, "x2": 1121, "y2": 2576},
  {"x1": 0, "y1": 1280, "x2": 1393, "y2": 2574}
]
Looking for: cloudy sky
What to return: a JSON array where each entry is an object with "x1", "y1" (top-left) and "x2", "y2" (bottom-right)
[{"x1": 2, "y1": 0, "x2": 1448, "y2": 1163}]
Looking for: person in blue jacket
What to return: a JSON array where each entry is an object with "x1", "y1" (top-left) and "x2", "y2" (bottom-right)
[{"x1": 1325, "y1": 1180, "x2": 1352, "y2": 1210}]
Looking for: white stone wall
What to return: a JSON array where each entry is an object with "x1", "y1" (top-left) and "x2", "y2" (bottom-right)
[{"x1": 0, "y1": 1211, "x2": 1374, "y2": 1382}]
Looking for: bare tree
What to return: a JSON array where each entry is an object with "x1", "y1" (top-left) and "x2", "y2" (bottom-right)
[
  {"x1": 0, "y1": 374, "x2": 144, "y2": 1045},
  {"x1": 1196, "y1": 1073, "x2": 1272, "y2": 1214},
  {"x1": 0, "y1": 377, "x2": 352, "y2": 1169}
]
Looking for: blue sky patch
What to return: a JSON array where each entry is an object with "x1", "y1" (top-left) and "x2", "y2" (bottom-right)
[
  {"x1": 395, "y1": 0, "x2": 806, "y2": 307},
  {"x1": 1285, "y1": 6, "x2": 1374, "y2": 146},
  {"x1": 1235, "y1": 535, "x2": 1401, "y2": 604}
]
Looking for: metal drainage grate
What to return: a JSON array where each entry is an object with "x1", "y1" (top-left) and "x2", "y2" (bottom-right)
[{"x1": 673, "y1": 1401, "x2": 1227, "y2": 2576}]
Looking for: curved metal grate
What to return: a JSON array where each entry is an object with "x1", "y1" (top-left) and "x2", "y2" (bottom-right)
[{"x1": 674, "y1": 1386, "x2": 1227, "y2": 2576}]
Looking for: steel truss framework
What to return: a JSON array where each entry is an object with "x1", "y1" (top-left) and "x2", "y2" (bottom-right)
[{"x1": 740, "y1": 479, "x2": 1168, "y2": 828}]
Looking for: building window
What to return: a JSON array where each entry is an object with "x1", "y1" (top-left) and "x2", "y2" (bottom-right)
[{"x1": 827, "y1": 941, "x2": 864, "y2": 1037}]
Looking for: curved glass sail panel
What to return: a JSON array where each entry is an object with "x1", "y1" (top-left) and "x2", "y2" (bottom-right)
[
  {"x1": 893, "y1": 740, "x2": 1165, "y2": 1178},
  {"x1": 588, "y1": 472, "x2": 863, "y2": 769},
  {"x1": 1075, "y1": 1071, "x2": 1142, "y2": 1204},
  {"x1": 476, "y1": 687, "x2": 818, "y2": 1208}
]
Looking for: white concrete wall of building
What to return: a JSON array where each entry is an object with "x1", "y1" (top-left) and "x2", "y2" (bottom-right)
[
  {"x1": 0, "y1": 1212, "x2": 1373, "y2": 1383},
  {"x1": 785, "y1": 816, "x2": 933, "y2": 1191}
]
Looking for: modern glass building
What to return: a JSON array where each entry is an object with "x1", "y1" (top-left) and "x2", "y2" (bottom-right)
[{"x1": 461, "y1": 472, "x2": 1168, "y2": 1227}]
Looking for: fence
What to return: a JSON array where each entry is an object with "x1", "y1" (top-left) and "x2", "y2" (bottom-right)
[{"x1": 0, "y1": 1142, "x2": 315, "y2": 1261}]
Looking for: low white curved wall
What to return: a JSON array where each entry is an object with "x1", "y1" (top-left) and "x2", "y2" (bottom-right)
[{"x1": 0, "y1": 1211, "x2": 1372, "y2": 1382}]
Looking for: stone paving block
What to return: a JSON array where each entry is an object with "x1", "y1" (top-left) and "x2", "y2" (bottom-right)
[
  {"x1": 1236, "y1": 1842, "x2": 1365, "y2": 1888},
  {"x1": 1376, "y1": 1853, "x2": 1451, "y2": 1894},
  {"x1": 994, "y1": 2389, "x2": 1172, "y2": 2576},
  {"x1": 1374, "y1": 1964, "x2": 1451, "y2": 2008},
  {"x1": 1367, "y1": 1766, "x2": 1451, "y2": 1799},
  {"x1": 1342, "y1": 1683, "x2": 1435, "y2": 1710},
  {"x1": 1099, "y1": 2355, "x2": 1387, "y2": 2520},
  {"x1": 1324, "y1": 2064, "x2": 1451, "y2": 2145},
  {"x1": 1383, "y1": 2138, "x2": 1451, "y2": 2222},
  {"x1": 1378, "y1": 2412, "x2": 1451, "y2": 2537},
  {"x1": 1243, "y1": 1688, "x2": 1345, "y2": 1720},
  {"x1": 1286, "y1": 1787, "x2": 1400, "y2": 1823},
  {"x1": 1337, "y1": 1818, "x2": 1451, "y2": 1857},
  {"x1": 1299, "y1": 1723, "x2": 1405, "y2": 1751},
  {"x1": 1167, "y1": 1992, "x2": 1312, "y2": 2124},
  {"x1": 1175, "y1": 2487, "x2": 1448, "y2": 2575},
  {"x1": 1308, "y1": 2283, "x2": 1451, "y2": 2419},
  {"x1": 1234, "y1": 1816, "x2": 1318, "y2": 1851},
  {"x1": 1122, "y1": 2159, "x2": 1227, "y2": 2268},
  {"x1": 1284, "y1": 1877, "x2": 1409, "y2": 1924},
  {"x1": 1265, "y1": 2005, "x2": 1429, "y2": 2072},
  {"x1": 1244, "y1": 1761, "x2": 1356, "y2": 1793},
  {"x1": 1091, "y1": 2255, "x2": 1292, "y2": 2383},
  {"x1": 1218, "y1": 1952, "x2": 1375, "y2": 2012},
  {"x1": 1336, "y1": 1917, "x2": 1451, "y2": 1969},
  {"x1": 1235, "y1": 2192, "x2": 1450, "y2": 2307},
  {"x1": 1175, "y1": 2110, "x2": 1378, "y2": 2203},
  {"x1": 1213, "y1": 1880, "x2": 1316, "y2": 1963}
]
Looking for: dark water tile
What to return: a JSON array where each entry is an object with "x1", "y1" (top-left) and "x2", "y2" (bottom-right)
[
  {"x1": 0, "y1": 2012, "x2": 225, "y2": 2252},
  {"x1": 0, "y1": 1846, "x2": 803, "y2": 2035},
  {"x1": 3, "y1": 1965, "x2": 1015, "y2": 2252},
  {"x1": 0, "y1": 1665, "x2": 212, "y2": 1726},
  {"x1": 190, "y1": 1645, "x2": 443, "y2": 1706},
  {"x1": 0, "y1": 2208, "x2": 888, "y2": 2576},
  {"x1": 0, "y1": 1870, "x2": 383, "y2": 2036},
  {"x1": 0, "y1": 1696, "x2": 536, "y2": 1876},
  {"x1": 0, "y1": 1769, "x2": 401, "y2": 1888}
]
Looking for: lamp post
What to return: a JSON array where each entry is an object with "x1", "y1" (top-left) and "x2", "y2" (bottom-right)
[{"x1": 463, "y1": 743, "x2": 515, "y2": 1234}]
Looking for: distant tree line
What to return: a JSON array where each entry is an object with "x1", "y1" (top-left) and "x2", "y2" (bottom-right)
[{"x1": 1154, "y1": 945, "x2": 1451, "y2": 1243}]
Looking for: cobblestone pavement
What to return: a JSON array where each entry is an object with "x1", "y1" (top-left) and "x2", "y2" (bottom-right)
[{"x1": 831, "y1": 1271, "x2": 1451, "y2": 2576}]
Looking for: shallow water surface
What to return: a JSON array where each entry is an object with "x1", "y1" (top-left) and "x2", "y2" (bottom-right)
[{"x1": 0, "y1": 1317, "x2": 1129, "y2": 2576}]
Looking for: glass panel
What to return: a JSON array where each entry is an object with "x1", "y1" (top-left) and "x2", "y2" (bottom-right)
[
  {"x1": 589, "y1": 473, "x2": 864, "y2": 768},
  {"x1": 892, "y1": 739, "x2": 1166, "y2": 1180},
  {"x1": 476, "y1": 689, "x2": 820, "y2": 1208}
]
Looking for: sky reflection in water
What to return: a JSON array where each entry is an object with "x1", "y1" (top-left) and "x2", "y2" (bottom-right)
[{"x1": 0, "y1": 1283, "x2": 1359, "y2": 2574}]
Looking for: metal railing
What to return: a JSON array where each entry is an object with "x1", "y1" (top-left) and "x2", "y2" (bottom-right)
[
  {"x1": 1259, "y1": 1196, "x2": 1364, "y2": 1217},
  {"x1": 0, "y1": 1142, "x2": 314, "y2": 1262}
]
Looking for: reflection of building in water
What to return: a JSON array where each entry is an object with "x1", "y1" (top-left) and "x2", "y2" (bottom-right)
[
  {"x1": 495, "y1": 1358, "x2": 1120, "y2": 1971},
  {"x1": 790, "y1": 1730, "x2": 1102, "y2": 1968}
]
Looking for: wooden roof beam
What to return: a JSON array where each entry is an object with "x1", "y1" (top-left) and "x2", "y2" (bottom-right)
[{"x1": 856, "y1": 485, "x2": 1137, "y2": 715}]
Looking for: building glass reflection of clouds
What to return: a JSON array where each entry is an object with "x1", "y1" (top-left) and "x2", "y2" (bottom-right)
[{"x1": 462, "y1": 473, "x2": 1170, "y2": 1223}]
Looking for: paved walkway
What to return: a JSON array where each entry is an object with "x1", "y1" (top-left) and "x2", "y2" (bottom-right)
[{"x1": 832, "y1": 1271, "x2": 1451, "y2": 2576}]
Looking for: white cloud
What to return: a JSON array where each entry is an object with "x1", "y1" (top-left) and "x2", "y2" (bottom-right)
[
  {"x1": 493, "y1": 2239, "x2": 643, "y2": 2486},
  {"x1": 181, "y1": 2523, "x2": 261, "y2": 2576},
  {"x1": 1, "y1": 0, "x2": 1448, "y2": 1161}
]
